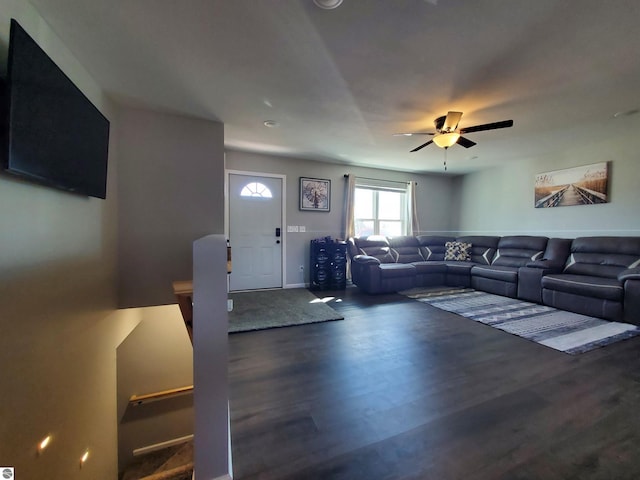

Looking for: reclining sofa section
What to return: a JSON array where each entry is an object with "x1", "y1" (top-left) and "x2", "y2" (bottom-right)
[{"x1": 347, "y1": 235, "x2": 640, "y2": 325}]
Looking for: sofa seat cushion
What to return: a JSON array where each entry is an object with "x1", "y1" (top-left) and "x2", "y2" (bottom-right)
[
  {"x1": 444, "y1": 261, "x2": 475, "y2": 275},
  {"x1": 471, "y1": 265, "x2": 518, "y2": 283},
  {"x1": 411, "y1": 261, "x2": 447, "y2": 274},
  {"x1": 541, "y1": 274, "x2": 623, "y2": 301},
  {"x1": 378, "y1": 263, "x2": 416, "y2": 279}
]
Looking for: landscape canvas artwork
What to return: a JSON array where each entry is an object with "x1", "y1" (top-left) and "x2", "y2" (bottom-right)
[{"x1": 534, "y1": 162, "x2": 609, "y2": 208}]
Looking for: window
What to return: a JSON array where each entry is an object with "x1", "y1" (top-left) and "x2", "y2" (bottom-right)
[
  {"x1": 240, "y1": 182, "x2": 272, "y2": 198},
  {"x1": 354, "y1": 184, "x2": 408, "y2": 237}
]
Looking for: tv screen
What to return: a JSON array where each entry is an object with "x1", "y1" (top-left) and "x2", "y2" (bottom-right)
[{"x1": 1, "y1": 19, "x2": 110, "y2": 199}]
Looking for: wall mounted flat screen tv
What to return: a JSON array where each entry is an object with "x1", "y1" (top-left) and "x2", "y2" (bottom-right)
[{"x1": 1, "y1": 19, "x2": 110, "y2": 199}]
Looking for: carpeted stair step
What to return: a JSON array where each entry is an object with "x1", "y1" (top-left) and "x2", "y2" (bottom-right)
[
  {"x1": 121, "y1": 440, "x2": 193, "y2": 480},
  {"x1": 137, "y1": 462, "x2": 193, "y2": 480}
]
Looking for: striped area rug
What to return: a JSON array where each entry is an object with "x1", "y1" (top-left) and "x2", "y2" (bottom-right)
[{"x1": 400, "y1": 288, "x2": 640, "y2": 354}]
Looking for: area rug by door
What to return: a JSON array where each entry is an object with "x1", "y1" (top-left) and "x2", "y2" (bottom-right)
[
  {"x1": 400, "y1": 287, "x2": 640, "y2": 354},
  {"x1": 228, "y1": 288, "x2": 343, "y2": 333}
]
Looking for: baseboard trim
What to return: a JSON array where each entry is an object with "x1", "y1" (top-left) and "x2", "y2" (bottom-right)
[
  {"x1": 285, "y1": 283, "x2": 308, "y2": 289},
  {"x1": 133, "y1": 434, "x2": 193, "y2": 457}
]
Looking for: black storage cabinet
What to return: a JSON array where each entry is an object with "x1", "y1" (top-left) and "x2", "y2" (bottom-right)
[{"x1": 310, "y1": 239, "x2": 347, "y2": 290}]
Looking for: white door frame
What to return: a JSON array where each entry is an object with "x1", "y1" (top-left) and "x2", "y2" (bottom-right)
[{"x1": 225, "y1": 169, "x2": 287, "y2": 289}]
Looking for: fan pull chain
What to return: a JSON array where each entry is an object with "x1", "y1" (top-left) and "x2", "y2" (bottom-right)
[{"x1": 444, "y1": 147, "x2": 448, "y2": 171}]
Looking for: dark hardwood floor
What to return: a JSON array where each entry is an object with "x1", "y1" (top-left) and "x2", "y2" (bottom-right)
[{"x1": 228, "y1": 286, "x2": 640, "y2": 480}]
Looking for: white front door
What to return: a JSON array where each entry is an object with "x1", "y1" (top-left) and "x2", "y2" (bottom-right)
[{"x1": 228, "y1": 173, "x2": 283, "y2": 291}]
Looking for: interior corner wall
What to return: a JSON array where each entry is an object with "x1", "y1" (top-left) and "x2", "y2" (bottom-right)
[
  {"x1": 453, "y1": 116, "x2": 640, "y2": 238},
  {"x1": 117, "y1": 108, "x2": 225, "y2": 308},
  {"x1": 225, "y1": 150, "x2": 457, "y2": 287},
  {"x1": 0, "y1": 2, "x2": 138, "y2": 479}
]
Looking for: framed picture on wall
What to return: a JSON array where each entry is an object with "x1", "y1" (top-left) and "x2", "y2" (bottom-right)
[
  {"x1": 534, "y1": 162, "x2": 609, "y2": 208},
  {"x1": 300, "y1": 177, "x2": 331, "y2": 212}
]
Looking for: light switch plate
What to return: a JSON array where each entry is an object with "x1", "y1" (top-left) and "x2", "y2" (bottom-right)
[
  {"x1": 287, "y1": 225, "x2": 299, "y2": 232},
  {"x1": 299, "y1": 226, "x2": 306, "y2": 232}
]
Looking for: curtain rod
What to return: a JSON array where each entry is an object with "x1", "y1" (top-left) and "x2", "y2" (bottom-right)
[{"x1": 343, "y1": 174, "x2": 413, "y2": 186}]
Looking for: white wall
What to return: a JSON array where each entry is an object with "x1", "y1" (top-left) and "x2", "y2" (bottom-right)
[
  {"x1": 0, "y1": 2, "x2": 136, "y2": 478},
  {"x1": 117, "y1": 108, "x2": 225, "y2": 307},
  {"x1": 454, "y1": 114, "x2": 640, "y2": 237},
  {"x1": 226, "y1": 150, "x2": 457, "y2": 287}
]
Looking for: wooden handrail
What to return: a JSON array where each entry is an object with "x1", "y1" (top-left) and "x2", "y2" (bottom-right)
[{"x1": 129, "y1": 385, "x2": 194, "y2": 406}]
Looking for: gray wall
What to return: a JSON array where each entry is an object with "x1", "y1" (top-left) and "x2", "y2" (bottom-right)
[
  {"x1": 453, "y1": 114, "x2": 640, "y2": 237},
  {"x1": 116, "y1": 305, "x2": 193, "y2": 472},
  {"x1": 117, "y1": 108, "x2": 225, "y2": 307},
  {"x1": 226, "y1": 150, "x2": 457, "y2": 287},
  {"x1": 114, "y1": 109, "x2": 225, "y2": 467},
  {"x1": 0, "y1": 3, "x2": 136, "y2": 478}
]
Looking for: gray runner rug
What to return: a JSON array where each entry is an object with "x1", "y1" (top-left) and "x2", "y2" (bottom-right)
[
  {"x1": 400, "y1": 287, "x2": 640, "y2": 354},
  {"x1": 228, "y1": 288, "x2": 343, "y2": 333}
]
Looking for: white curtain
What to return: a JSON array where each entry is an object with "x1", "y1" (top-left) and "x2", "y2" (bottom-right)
[
  {"x1": 342, "y1": 174, "x2": 356, "y2": 241},
  {"x1": 343, "y1": 174, "x2": 356, "y2": 281},
  {"x1": 408, "y1": 180, "x2": 420, "y2": 235}
]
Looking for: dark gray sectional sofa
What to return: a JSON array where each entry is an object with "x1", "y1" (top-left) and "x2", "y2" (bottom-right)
[{"x1": 347, "y1": 234, "x2": 640, "y2": 325}]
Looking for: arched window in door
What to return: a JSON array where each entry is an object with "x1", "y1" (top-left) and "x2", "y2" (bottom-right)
[{"x1": 240, "y1": 182, "x2": 273, "y2": 198}]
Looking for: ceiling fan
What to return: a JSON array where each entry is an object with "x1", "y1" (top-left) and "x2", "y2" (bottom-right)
[{"x1": 395, "y1": 111, "x2": 514, "y2": 152}]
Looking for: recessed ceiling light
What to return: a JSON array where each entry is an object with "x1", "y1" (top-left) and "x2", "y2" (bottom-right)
[
  {"x1": 263, "y1": 120, "x2": 279, "y2": 128},
  {"x1": 613, "y1": 108, "x2": 639, "y2": 118},
  {"x1": 313, "y1": 0, "x2": 343, "y2": 9}
]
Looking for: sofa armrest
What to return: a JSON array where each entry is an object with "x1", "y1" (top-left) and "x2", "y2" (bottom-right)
[
  {"x1": 619, "y1": 267, "x2": 640, "y2": 282},
  {"x1": 622, "y1": 271, "x2": 640, "y2": 325},
  {"x1": 352, "y1": 254, "x2": 381, "y2": 265},
  {"x1": 525, "y1": 259, "x2": 565, "y2": 272}
]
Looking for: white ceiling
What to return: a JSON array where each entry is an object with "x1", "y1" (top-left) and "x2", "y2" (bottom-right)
[{"x1": 28, "y1": 0, "x2": 640, "y2": 174}]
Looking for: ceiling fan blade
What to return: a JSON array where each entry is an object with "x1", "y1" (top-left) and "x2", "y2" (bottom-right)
[
  {"x1": 457, "y1": 136, "x2": 477, "y2": 148},
  {"x1": 392, "y1": 132, "x2": 435, "y2": 136},
  {"x1": 442, "y1": 111, "x2": 463, "y2": 132},
  {"x1": 410, "y1": 140, "x2": 433, "y2": 152},
  {"x1": 459, "y1": 119, "x2": 513, "y2": 134}
]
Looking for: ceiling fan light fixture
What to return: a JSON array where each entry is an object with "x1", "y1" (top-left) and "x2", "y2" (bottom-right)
[{"x1": 433, "y1": 132, "x2": 460, "y2": 148}]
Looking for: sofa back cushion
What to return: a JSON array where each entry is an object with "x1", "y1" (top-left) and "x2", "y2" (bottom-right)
[
  {"x1": 388, "y1": 236, "x2": 425, "y2": 263},
  {"x1": 456, "y1": 236, "x2": 500, "y2": 265},
  {"x1": 492, "y1": 236, "x2": 548, "y2": 268},
  {"x1": 350, "y1": 235, "x2": 396, "y2": 263},
  {"x1": 564, "y1": 236, "x2": 640, "y2": 278},
  {"x1": 416, "y1": 236, "x2": 455, "y2": 261},
  {"x1": 543, "y1": 237, "x2": 573, "y2": 263}
]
